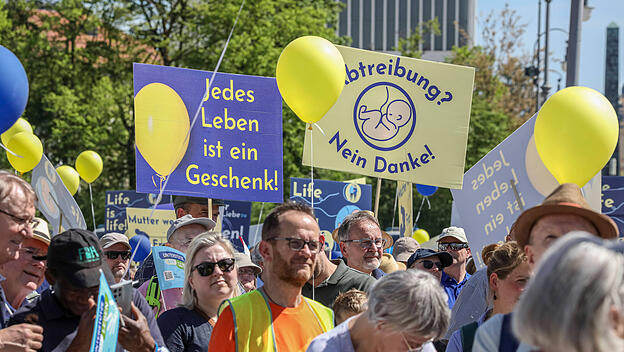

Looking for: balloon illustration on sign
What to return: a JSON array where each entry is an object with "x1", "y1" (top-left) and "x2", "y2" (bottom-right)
[
  {"x1": 0, "y1": 46, "x2": 29, "y2": 134},
  {"x1": 276, "y1": 36, "x2": 346, "y2": 124},
  {"x1": 535, "y1": 86, "x2": 618, "y2": 187},
  {"x1": 135, "y1": 83, "x2": 190, "y2": 185}
]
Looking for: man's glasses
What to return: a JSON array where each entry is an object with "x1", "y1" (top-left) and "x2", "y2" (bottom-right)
[
  {"x1": 419, "y1": 260, "x2": 443, "y2": 270},
  {"x1": 0, "y1": 208, "x2": 36, "y2": 228},
  {"x1": 438, "y1": 243, "x2": 469, "y2": 251},
  {"x1": 104, "y1": 251, "x2": 132, "y2": 260},
  {"x1": 267, "y1": 237, "x2": 322, "y2": 252},
  {"x1": 193, "y1": 258, "x2": 235, "y2": 276},
  {"x1": 20, "y1": 247, "x2": 47, "y2": 261},
  {"x1": 342, "y1": 238, "x2": 387, "y2": 250}
]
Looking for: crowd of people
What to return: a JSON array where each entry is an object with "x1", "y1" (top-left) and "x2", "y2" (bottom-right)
[{"x1": 0, "y1": 169, "x2": 623, "y2": 351}]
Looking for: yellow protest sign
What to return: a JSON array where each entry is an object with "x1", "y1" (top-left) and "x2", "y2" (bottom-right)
[
  {"x1": 303, "y1": 46, "x2": 474, "y2": 188},
  {"x1": 397, "y1": 181, "x2": 413, "y2": 237},
  {"x1": 126, "y1": 207, "x2": 176, "y2": 246}
]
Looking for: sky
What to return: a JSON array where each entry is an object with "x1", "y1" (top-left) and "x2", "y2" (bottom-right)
[{"x1": 476, "y1": 0, "x2": 624, "y2": 96}]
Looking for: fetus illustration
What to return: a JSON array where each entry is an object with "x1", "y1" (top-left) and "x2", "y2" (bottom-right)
[{"x1": 358, "y1": 87, "x2": 412, "y2": 141}]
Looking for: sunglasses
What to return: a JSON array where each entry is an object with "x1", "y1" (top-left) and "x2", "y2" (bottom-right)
[
  {"x1": 193, "y1": 258, "x2": 236, "y2": 277},
  {"x1": 438, "y1": 242, "x2": 469, "y2": 251},
  {"x1": 419, "y1": 260, "x2": 443, "y2": 270},
  {"x1": 104, "y1": 251, "x2": 132, "y2": 260},
  {"x1": 267, "y1": 237, "x2": 323, "y2": 252}
]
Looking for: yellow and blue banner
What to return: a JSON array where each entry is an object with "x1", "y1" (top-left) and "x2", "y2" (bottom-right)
[
  {"x1": 126, "y1": 208, "x2": 176, "y2": 246},
  {"x1": 303, "y1": 46, "x2": 475, "y2": 188}
]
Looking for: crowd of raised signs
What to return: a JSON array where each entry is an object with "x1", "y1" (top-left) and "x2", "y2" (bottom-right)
[{"x1": 0, "y1": 170, "x2": 622, "y2": 352}]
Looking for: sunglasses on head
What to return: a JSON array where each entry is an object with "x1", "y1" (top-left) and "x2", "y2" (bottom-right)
[
  {"x1": 193, "y1": 258, "x2": 236, "y2": 277},
  {"x1": 104, "y1": 251, "x2": 132, "y2": 260},
  {"x1": 438, "y1": 242, "x2": 469, "y2": 251},
  {"x1": 419, "y1": 260, "x2": 443, "y2": 270}
]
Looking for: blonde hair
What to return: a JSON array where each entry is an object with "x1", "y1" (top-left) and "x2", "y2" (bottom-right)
[
  {"x1": 181, "y1": 232, "x2": 241, "y2": 310},
  {"x1": 483, "y1": 241, "x2": 526, "y2": 281},
  {"x1": 333, "y1": 289, "x2": 368, "y2": 324}
]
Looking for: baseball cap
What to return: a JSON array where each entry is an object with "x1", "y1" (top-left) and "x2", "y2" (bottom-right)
[
  {"x1": 438, "y1": 227, "x2": 468, "y2": 243},
  {"x1": 31, "y1": 217, "x2": 51, "y2": 246},
  {"x1": 47, "y1": 229, "x2": 114, "y2": 288},
  {"x1": 392, "y1": 237, "x2": 420, "y2": 262},
  {"x1": 99, "y1": 232, "x2": 131, "y2": 250},
  {"x1": 234, "y1": 252, "x2": 262, "y2": 275},
  {"x1": 406, "y1": 248, "x2": 453, "y2": 269},
  {"x1": 166, "y1": 214, "x2": 216, "y2": 241}
]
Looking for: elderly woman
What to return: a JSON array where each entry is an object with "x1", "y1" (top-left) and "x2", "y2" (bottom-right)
[
  {"x1": 510, "y1": 232, "x2": 624, "y2": 352},
  {"x1": 307, "y1": 270, "x2": 450, "y2": 352},
  {"x1": 157, "y1": 232, "x2": 241, "y2": 352},
  {"x1": 445, "y1": 241, "x2": 531, "y2": 352},
  {"x1": 0, "y1": 217, "x2": 50, "y2": 311}
]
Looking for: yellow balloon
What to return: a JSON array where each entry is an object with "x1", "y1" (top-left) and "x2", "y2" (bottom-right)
[
  {"x1": 75, "y1": 150, "x2": 103, "y2": 184},
  {"x1": 6, "y1": 132, "x2": 43, "y2": 173},
  {"x1": 276, "y1": 36, "x2": 346, "y2": 124},
  {"x1": 535, "y1": 86, "x2": 619, "y2": 187},
  {"x1": 412, "y1": 229, "x2": 430, "y2": 244},
  {"x1": 134, "y1": 83, "x2": 190, "y2": 176},
  {"x1": 1, "y1": 118, "x2": 32, "y2": 146},
  {"x1": 56, "y1": 165, "x2": 80, "y2": 195}
]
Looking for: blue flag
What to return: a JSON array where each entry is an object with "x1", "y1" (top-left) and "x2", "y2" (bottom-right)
[{"x1": 89, "y1": 271, "x2": 120, "y2": 352}]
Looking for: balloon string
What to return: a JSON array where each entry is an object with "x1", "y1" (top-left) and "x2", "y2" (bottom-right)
[
  {"x1": 88, "y1": 183, "x2": 96, "y2": 231},
  {"x1": 151, "y1": 0, "x2": 246, "y2": 208},
  {"x1": 391, "y1": 184, "x2": 399, "y2": 229},
  {"x1": 0, "y1": 143, "x2": 22, "y2": 158},
  {"x1": 148, "y1": 175, "x2": 165, "y2": 219},
  {"x1": 309, "y1": 124, "x2": 314, "y2": 210},
  {"x1": 414, "y1": 196, "x2": 428, "y2": 228},
  {"x1": 254, "y1": 202, "x2": 265, "y2": 244},
  {"x1": 123, "y1": 237, "x2": 143, "y2": 279},
  {"x1": 313, "y1": 123, "x2": 326, "y2": 137}
]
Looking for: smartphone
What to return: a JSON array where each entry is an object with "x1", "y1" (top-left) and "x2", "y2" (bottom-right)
[{"x1": 110, "y1": 280, "x2": 133, "y2": 317}]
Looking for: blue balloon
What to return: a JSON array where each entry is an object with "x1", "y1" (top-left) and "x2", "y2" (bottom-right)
[
  {"x1": 129, "y1": 234, "x2": 151, "y2": 262},
  {"x1": 0, "y1": 46, "x2": 28, "y2": 134},
  {"x1": 416, "y1": 184, "x2": 438, "y2": 196}
]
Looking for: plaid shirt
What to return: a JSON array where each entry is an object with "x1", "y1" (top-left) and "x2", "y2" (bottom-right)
[{"x1": 134, "y1": 253, "x2": 156, "y2": 288}]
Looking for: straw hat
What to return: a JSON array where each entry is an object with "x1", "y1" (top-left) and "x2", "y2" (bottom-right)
[
  {"x1": 513, "y1": 183, "x2": 618, "y2": 248},
  {"x1": 379, "y1": 253, "x2": 404, "y2": 273}
]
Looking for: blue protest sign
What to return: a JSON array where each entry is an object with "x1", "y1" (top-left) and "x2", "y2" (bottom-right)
[
  {"x1": 222, "y1": 200, "x2": 252, "y2": 253},
  {"x1": 152, "y1": 246, "x2": 185, "y2": 291},
  {"x1": 451, "y1": 115, "x2": 602, "y2": 268},
  {"x1": 134, "y1": 63, "x2": 283, "y2": 203},
  {"x1": 31, "y1": 154, "x2": 87, "y2": 234},
  {"x1": 89, "y1": 271, "x2": 120, "y2": 352},
  {"x1": 105, "y1": 190, "x2": 172, "y2": 234},
  {"x1": 603, "y1": 176, "x2": 624, "y2": 191},
  {"x1": 289, "y1": 178, "x2": 372, "y2": 251}
]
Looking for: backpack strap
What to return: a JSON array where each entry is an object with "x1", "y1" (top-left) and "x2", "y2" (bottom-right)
[
  {"x1": 460, "y1": 321, "x2": 479, "y2": 352},
  {"x1": 145, "y1": 275, "x2": 162, "y2": 317},
  {"x1": 499, "y1": 313, "x2": 519, "y2": 352}
]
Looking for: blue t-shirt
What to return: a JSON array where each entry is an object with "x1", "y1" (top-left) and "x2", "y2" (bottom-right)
[
  {"x1": 441, "y1": 271, "x2": 471, "y2": 308},
  {"x1": 158, "y1": 306, "x2": 212, "y2": 352}
]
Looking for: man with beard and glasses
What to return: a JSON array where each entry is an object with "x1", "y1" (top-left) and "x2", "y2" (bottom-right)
[
  {"x1": 337, "y1": 211, "x2": 392, "y2": 279},
  {"x1": 208, "y1": 202, "x2": 334, "y2": 352}
]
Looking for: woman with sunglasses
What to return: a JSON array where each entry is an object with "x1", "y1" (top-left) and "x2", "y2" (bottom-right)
[
  {"x1": 406, "y1": 248, "x2": 453, "y2": 281},
  {"x1": 157, "y1": 232, "x2": 242, "y2": 352},
  {"x1": 445, "y1": 241, "x2": 531, "y2": 352}
]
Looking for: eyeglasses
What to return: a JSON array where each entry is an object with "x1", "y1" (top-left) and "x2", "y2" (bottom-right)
[
  {"x1": 20, "y1": 247, "x2": 47, "y2": 261},
  {"x1": 266, "y1": 237, "x2": 322, "y2": 252},
  {"x1": 438, "y1": 242, "x2": 469, "y2": 251},
  {"x1": 192, "y1": 258, "x2": 236, "y2": 276},
  {"x1": 418, "y1": 260, "x2": 443, "y2": 270},
  {"x1": 104, "y1": 251, "x2": 132, "y2": 260},
  {"x1": 0, "y1": 208, "x2": 36, "y2": 228},
  {"x1": 342, "y1": 238, "x2": 386, "y2": 250}
]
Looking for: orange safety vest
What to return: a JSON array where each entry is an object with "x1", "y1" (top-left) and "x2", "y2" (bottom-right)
[{"x1": 219, "y1": 289, "x2": 334, "y2": 352}]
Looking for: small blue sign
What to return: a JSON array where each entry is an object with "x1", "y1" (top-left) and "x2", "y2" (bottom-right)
[
  {"x1": 105, "y1": 190, "x2": 172, "y2": 234},
  {"x1": 289, "y1": 178, "x2": 372, "y2": 251},
  {"x1": 222, "y1": 200, "x2": 252, "y2": 253},
  {"x1": 134, "y1": 63, "x2": 283, "y2": 203}
]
